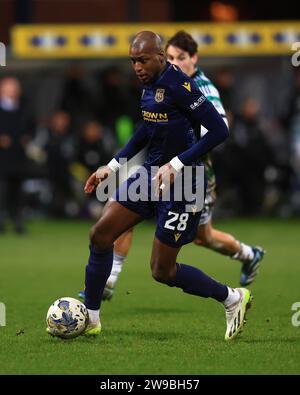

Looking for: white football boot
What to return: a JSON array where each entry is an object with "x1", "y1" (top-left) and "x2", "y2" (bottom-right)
[{"x1": 224, "y1": 288, "x2": 253, "y2": 341}]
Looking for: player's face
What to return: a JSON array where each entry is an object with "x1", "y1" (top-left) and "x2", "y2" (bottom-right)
[
  {"x1": 130, "y1": 47, "x2": 165, "y2": 85},
  {"x1": 166, "y1": 45, "x2": 197, "y2": 77}
]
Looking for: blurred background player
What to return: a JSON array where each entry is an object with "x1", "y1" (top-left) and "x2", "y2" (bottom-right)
[{"x1": 79, "y1": 30, "x2": 264, "y2": 301}]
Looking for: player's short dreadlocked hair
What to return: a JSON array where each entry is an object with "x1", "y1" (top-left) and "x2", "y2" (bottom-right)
[{"x1": 166, "y1": 31, "x2": 198, "y2": 56}]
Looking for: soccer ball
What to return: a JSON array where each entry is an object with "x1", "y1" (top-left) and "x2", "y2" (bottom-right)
[{"x1": 46, "y1": 297, "x2": 88, "y2": 339}]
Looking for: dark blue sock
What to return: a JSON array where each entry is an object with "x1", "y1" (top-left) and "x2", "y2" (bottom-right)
[
  {"x1": 167, "y1": 263, "x2": 228, "y2": 302},
  {"x1": 84, "y1": 244, "x2": 113, "y2": 310}
]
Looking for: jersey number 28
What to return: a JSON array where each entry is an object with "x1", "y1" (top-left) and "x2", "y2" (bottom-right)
[{"x1": 164, "y1": 211, "x2": 189, "y2": 231}]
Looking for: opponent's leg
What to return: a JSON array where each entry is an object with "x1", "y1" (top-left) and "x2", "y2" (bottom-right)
[
  {"x1": 195, "y1": 220, "x2": 249, "y2": 256},
  {"x1": 114, "y1": 228, "x2": 134, "y2": 257},
  {"x1": 151, "y1": 237, "x2": 252, "y2": 340},
  {"x1": 194, "y1": 220, "x2": 265, "y2": 286},
  {"x1": 84, "y1": 201, "x2": 142, "y2": 334},
  {"x1": 103, "y1": 228, "x2": 134, "y2": 300}
]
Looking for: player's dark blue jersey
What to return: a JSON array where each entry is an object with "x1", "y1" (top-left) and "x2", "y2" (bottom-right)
[
  {"x1": 115, "y1": 61, "x2": 228, "y2": 168},
  {"x1": 141, "y1": 63, "x2": 202, "y2": 166}
]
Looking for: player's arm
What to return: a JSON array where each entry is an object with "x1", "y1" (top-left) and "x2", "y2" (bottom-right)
[
  {"x1": 84, "y1": 122, "x2": 149, "y2": 193},
  {"x1": 113, "y1": 121, "x2": 149, "y2": 165},
  {"x1": 170, "y1": 77, "x2": 229, "y2": 170},
  {"x1": 153, "y1": 76, "x2": 229, "y2": 194}
]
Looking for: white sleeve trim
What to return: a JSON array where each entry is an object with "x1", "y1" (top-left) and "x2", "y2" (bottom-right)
[
  {"x1": 107, "y1": 158, "x2": 121, "y2": 172},
  {"x1": 170, "y1": 156, "x2": 184, "y2": 172}
]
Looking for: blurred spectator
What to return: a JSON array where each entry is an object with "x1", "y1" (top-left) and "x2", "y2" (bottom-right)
[
  {"x1": 77, "y1": 120, "x2": 115, "y2": 172},
  {"x1": 71, "y1": 120, "x2": 116, "y2": 219},
  {"x1": 94, "y1": 66, "x2": 133, "y2": 133},
  {"x1": 45, "y1": 110, "x2": 76, "y2": 218},
  {"x1": 60, "y1": 63, "x2": 94, "y2": 129},
  {"x1": 228, "y1": 98, "x2": 273, "y2": 215},
  {"x1": 214, "y1": 68, "x2": 235, "y2": 113},
  {"x1": 0, "y1": 77, "x2": 32, "y2": 233}
]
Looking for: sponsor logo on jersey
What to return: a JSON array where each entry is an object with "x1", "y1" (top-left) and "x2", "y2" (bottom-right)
[
  {"x1": 182, "y1": 82, "x2": 191, "y2": 92},
  {"x1": 154, "y1": 88, "x2": 165, "y2": 103},
  {"x1": 142, "y1": 111, "x2": 168, "y2": 123},
  {"x1": 174, "y1": 233, "x2": 181, "y2": 242},
  {"x1": 190, "y1": 95, "x2": 206, "y2": 110}
]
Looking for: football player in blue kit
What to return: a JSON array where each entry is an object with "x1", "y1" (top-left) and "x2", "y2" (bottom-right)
[
  {"x1": 82, "y1": 31, "x2": 252, "y2": 340},
  {"x1": 77, "y1": 31, "x2": 264, "y2": 302}
]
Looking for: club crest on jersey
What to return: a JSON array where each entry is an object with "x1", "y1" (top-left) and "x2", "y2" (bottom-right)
[
  {"x1": 155, "y1": 88, "x2": 165, "y2": 103},
  {"x1": 182, "y1": 82, "x2": 191, "y2": 92}
]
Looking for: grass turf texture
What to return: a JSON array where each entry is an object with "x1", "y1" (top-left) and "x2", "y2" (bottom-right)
[{"x1": 0, "y1": 219, "x2": 299, "y2": 374}]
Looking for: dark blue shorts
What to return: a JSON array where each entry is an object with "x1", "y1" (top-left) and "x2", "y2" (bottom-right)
[{"x1": 113, "y1": 166, "x2": 204, "y2": 247}]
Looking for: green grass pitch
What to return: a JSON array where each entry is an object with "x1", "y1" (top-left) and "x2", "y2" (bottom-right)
[{"x1": 0, "y1": 218, "x2": 299, "y2": 374}]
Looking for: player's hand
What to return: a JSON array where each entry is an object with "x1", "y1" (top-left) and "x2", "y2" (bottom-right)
[
  {"x1": 84, "y1": 165, "x2": 112, "y2": 194},
  {"x1": 152, "y1": 162, "x2": 179, "y2": 197}
]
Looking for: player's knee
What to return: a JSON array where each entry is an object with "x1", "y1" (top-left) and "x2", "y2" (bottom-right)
[
  {"x1": 152, "y1": 268, "x2": 170, "y2": 283},
  {"x1": 151, "y1": 261, "x2": 176, "y2": 284},
  {"x1": 194, "y1": 228, "x2": 213, "y2": 248},
  {"x1": 90, "y1": 223, "x2": 114, "y2": 250}
]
